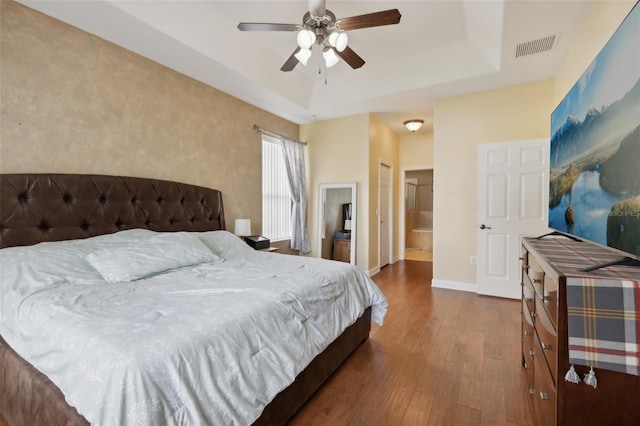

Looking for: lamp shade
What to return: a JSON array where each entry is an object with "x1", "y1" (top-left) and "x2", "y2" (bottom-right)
[
  {"x1": 323, "y1": 48, "x2": 340, "y2": 68},
  {"x1": 328, "y1": 31, "x2": 348, "y2": 52},
  {"x1": 296, "y1": 29, "x2": 316, "y2": 49},
  {"x1": 404, "y1": 119, "x2": 424, "y2": 132},
  {"x1": 294, "y1": 48, "x2": 312, "y2": 66},
  {"x1": 234, "y1": 219, "x2": 252, "y2": 236}
]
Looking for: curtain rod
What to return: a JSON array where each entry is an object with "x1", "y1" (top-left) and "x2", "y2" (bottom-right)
[{"x1": 253, "y1": 125, "x2": 307, "y2": 146}]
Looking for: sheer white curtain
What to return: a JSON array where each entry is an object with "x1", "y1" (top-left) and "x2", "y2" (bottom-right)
[{"x1": 280, "y1": 138, "x2": 311, "y2": 253}]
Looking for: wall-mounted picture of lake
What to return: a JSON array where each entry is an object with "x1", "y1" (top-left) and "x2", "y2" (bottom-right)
[{"x1": 549, "y1": 1, "x2": 640, "y2": 258}]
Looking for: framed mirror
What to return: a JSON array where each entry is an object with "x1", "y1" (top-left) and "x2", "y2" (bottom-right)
[{"x1": 317, "y1": 183, "x2": 357, "y2": 265}]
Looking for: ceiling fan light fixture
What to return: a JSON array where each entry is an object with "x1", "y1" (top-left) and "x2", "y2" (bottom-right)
[
  {"x1": 294, "y1": 47, "x2": 312, "y2": 66},
  {"x1": 328, "y1": 31, "x2": 348, "y2": 52},
  {"x1": 404, "y1": 119, "x2": 424, "y2": 132},
  {"x1": 296, "y1": 29, "x2": 316, "y2": 49},
  {"x1": 323, "y1": 48, "x2": 340, "y2": 67}
]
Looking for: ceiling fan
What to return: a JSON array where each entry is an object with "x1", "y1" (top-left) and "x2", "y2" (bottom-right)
[{"x1": 238, "y1": 0, "x2": 401, "y2": 72}]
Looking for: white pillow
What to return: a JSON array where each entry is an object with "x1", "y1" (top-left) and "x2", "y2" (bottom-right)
[
  {"x1": 85, "y1": 232, "x2": 220, "y2": 283},
  {"x1": 197, "y1": 230, "x2": 255, "y2": 259}
]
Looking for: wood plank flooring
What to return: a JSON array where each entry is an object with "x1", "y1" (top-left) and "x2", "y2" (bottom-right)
[{"x1": 289, "y1": 260, "x2": 534, "y2": 426}]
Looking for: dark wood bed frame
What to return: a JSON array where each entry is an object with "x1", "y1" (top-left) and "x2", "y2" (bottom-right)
[{"x1": 0, "y1": 174, "x2": 371, "y2": 426}]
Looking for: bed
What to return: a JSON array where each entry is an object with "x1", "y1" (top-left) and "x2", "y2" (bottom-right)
[{"x1": 0, "y1": 173, "x2": 387, "y2": 426}]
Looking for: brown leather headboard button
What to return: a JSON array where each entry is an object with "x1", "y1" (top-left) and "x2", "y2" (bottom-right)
[{"x1": 0, "y1": 174, "x2": 226, "y2": 248}]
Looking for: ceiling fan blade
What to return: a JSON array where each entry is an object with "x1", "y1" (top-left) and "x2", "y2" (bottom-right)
[
  {"x1": 308, "y1": 0, "x2": 326, "y2": 17},
  {"x1": 281, "y1": 48, "x2": 301, "y2": 72},
  {"x1": 238, "y1": 23, "x2": 299, "y2": 32},
  {"x1": 336, "y1": 46, "x2": 365, "y2": 69},
  {"x1": 338, "y1": 9, "x2": 401, "y2": 31}
]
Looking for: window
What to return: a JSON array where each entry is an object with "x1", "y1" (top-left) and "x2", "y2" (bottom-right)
[{"x1": 262, "y1": 136, "x2": 291, "y2": 241}]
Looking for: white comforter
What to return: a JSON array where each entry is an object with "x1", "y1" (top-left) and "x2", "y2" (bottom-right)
[{"x1": 0, "y1": 230, "x2": 387, "y2": 425}]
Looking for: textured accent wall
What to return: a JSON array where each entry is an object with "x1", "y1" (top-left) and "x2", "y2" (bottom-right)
[{"x1": 0, "y1": 0, "x2": 299, "y2": 232}]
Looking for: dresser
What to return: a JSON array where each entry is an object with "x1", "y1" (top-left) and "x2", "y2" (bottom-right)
[{"x1": 521, "y1": 236, "x2": 640, "y2": 425}]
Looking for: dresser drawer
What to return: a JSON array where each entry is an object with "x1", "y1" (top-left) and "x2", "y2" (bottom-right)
[
  {"x1": 535, "y1": 297, "x2": 558, "y2": 384},
  {"x1": 542, "y1": 275, "x2": 558, "y2": 328},
  {"x1": 533, "y1": 334, "x2": 557, "y2": 426},
  {"x1": 522, "y1": 276, "x2": 536, "y2": 316},
  {"x1": 522, "y1": 302, "x2": 534, "y2": 349},
  {"x1": 527, "y1": 256, "x2": 545, "y2": 296},
  {"x1": 522, "y1": 346, "x2": 535, "y2": 396}
]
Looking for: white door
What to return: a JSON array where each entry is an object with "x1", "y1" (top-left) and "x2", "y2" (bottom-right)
[
  {"x1": 477, "y1": 139, "x2": 549, "y2": 299},
  {"x1": 379, "y1": 163, "x2": 391, "y2": 268}
]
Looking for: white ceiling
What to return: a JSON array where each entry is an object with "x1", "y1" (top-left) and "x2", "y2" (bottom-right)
[{"x1": 19, "y1": 0, "x2": 593, "y2": 135}]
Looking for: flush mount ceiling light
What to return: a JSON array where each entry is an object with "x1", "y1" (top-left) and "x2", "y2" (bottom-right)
[
  {"x1": 238, "y1": 1, "x2": 401, "y2": 72},
  {"x1": 404, "y1": 119, "x2": 424, "y2": 132}
]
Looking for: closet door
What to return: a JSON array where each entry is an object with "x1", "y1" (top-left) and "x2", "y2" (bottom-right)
[{"x1": 379, "y1": 163, "x2": 391, "y2": 268}]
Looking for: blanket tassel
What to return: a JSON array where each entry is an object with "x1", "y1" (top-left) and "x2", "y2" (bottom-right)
[
  {"x1": 564, "y1": 365, "x2": 580, "y2": 384},
  {"x1": 583, "y1": 366, "x2": 597, "y2": 389}
]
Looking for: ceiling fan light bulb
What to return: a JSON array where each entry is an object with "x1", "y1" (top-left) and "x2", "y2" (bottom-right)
[
  {"x1": 335, "y1": 32, "x2": 348, "y2": 52},
  {"x1": 323, "y1": 48, "x2": 339, "y2": 68},
  {"x1": 297, "y1": 29, "x2": 316, "y2": 49},
  {"x1": 328, "y1": 31, "x2": 348, "y2": 52},
  {"x1": 294, "y1": 48, "x2": 312, "y2": 66},
  {"x1": 404, "y1": 119, "x2": 424, "y2": 132}
]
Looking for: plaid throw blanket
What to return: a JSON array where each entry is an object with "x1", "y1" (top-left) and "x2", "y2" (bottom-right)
[{"x1": 567, "y1": 275, "x2": 640, "y2": 376}]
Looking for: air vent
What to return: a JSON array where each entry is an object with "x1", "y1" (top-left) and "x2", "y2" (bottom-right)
[{"x1": 515, "y1": 34, "x2": 558, "y2": 58}]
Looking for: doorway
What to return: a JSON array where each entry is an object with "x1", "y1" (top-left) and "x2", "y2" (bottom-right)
[
  {"x1": 317, "y1": 183, "x2": 357, "y2": 264},
  {"x1": 477, "y1": 138, "x2": 549, "y2": 299},
  {"x1": 403, "y1": 169, "x2": 434, "y2": 262}
]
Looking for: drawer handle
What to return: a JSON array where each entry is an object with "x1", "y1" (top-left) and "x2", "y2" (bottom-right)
[
  {"x1": 531, "y1": 312, "x2": 538, "y2": 318},
  {"x1": 523, "y1": 362, "x2": 530, "y2": 369},
  {"x1": 529, "y1": 388, "x2": 536, "y2": 395},
  {"x1": 523, "y1": 330, "x2": 530, "y2": 336},
  {"x1": 525, "y1": 265, "x2": 530, "y2": 271},
  {"x1": 542, "y1": 295, "x2": 551, "y2": 301},
  {"x1": 529, "y1": 350, "x2": 535, "y2": 357},
  {"x1": 542, "y1": 343, "x2": 552, "y2": 350},
  {"x1": 539, "y1": 391, "x2": 551, "y2": 401},
  {"x1": 532, "y1": 278, "x2": 542, "y2": 283}
]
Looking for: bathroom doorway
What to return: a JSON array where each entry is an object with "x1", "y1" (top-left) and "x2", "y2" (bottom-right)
[{"x1": 404, "y1": 169, "x2": 433, "y2": 262}]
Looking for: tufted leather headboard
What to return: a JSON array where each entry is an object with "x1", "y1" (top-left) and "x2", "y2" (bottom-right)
[{"x1": 0, "y1": 174, "x2": 225, "y2": 249}]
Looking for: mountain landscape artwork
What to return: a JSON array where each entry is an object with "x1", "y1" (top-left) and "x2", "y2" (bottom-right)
[{"x1": 549, "y1": 2, "x2": 640, "y2": 257}]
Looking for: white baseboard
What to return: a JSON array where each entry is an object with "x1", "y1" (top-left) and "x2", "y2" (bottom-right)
[
  {"x1": 368, "y1": 266, "x2": 381, "y2": 277},
  {"x1": 431, "y1": 279, "x2": 477, "y2": 294},
  {"x1": 392, "y1": 255, "x2": 400, "y2": 264}
]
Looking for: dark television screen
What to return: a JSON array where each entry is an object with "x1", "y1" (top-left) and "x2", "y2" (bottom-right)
[{"x1": 549, "y1": 1, "x2": 640, "y2": 258}]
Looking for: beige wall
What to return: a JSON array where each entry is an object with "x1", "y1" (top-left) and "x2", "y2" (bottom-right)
[
  {"x1": 433, "y1": 80, "x2": 554, "y2": 285},
  {"x1": 368, "y1": 115, "x2": 400, "y2": 269},
  {"x1": 399, "y1": 131, "x2": 434, "y2": 170},
  {"x1": 301, "y1": 114, "x2": 370, "y2": 269},
  {"x1": 554, "y1": 0, "x2": 637, "y2": 105},
  {"x1": 0, "y1": 0, "x2": 298, "y2": 234}
]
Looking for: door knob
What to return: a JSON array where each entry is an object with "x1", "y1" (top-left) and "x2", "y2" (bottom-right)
[{"x1": 479, "y1": 224, "x2": 492, "y2": 230}]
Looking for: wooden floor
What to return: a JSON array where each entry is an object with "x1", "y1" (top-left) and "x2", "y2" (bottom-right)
[{"x1": 289, "y1": 260, "x2": 534, "y2": 426}]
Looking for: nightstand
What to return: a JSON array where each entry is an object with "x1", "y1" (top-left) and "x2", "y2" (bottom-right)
[
  {"x1": 258, "y1": 246, "x2": 279, "y2": 253},
  {"x1": 333, "y1": 239, "x2": 350, "y2": 262}
]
